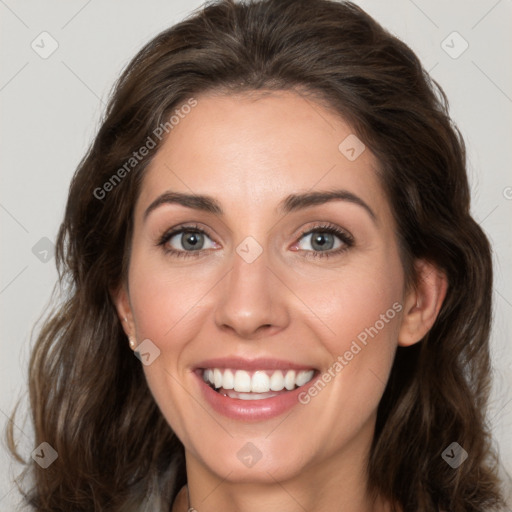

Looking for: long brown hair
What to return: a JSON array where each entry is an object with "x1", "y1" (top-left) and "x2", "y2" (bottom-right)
[{"x1": 7, "y1": 0, "x2": 508, "y2": 510}]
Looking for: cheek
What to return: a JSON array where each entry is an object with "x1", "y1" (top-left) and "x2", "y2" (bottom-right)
[
  {"x1": 291, "y1": 262, "x2": 404, "y2": 424},
  {"x1": 293, "y1": 259, "x2": 403, "y2": 353},
  {"x1": 126, "y1": 254, "x2": 220, "y2": 441},
  {"x1": 327, "y1": 281, "x2": 401, "y2": 356},
  {"x1": 128, "y1": 254, "x2": 216, "y2": 346}
]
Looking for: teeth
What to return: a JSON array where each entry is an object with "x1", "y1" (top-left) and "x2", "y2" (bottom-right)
[
  {"x1": 284, "y1": 370, "x2": 296, "y2": 390},
  {"x1": 296, "y1": 370, "x2": 314, "y2": 386},
  {"x1": 223, "y1": 369, "x2": 234, "y2": 390},
  {"x1": 270, "y1": 370, "x2": 284, "y2": 391},
  {"x1": 251, "y1": 371, "x2": 270, "y2": 393},
  {"x1": 204, "y1": 368, "x2": 315, "y2": 393},
  {"x1": 234, "y1": 370, "x2": 252, "y2": 392},
  {"x1": 223, "y1": 390, "x2": 280, "y2": 401},
  {"x1": 214, "y1": 369, "x2": 223, "y2": 389},
  {"x1": 225, "y1": 391, "x2": 277, "y2": 400}
]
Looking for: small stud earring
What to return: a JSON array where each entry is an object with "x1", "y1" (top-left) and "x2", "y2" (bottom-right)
[{"x1": 128, "y1": 335, "x2": 136, "y2": 350}]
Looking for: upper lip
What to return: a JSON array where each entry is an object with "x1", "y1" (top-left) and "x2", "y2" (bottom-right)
[{"x1": 194, "y1": 357, "x2": 317, "y2": 372}]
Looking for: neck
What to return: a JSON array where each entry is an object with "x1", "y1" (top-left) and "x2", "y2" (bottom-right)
[{"x1": 178, "y1": 420, "x2": 392, "y2": 512}]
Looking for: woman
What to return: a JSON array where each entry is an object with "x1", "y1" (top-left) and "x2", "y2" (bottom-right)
[{"x1": 7, "y1": 0, "x2": 509, "y2": 510}]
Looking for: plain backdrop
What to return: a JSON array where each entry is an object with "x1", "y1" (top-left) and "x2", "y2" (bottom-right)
[{"x1": 1, "y1": 0, "x2": 511, "y2": 509}]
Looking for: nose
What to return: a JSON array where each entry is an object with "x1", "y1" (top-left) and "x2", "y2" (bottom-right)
[{"x1": 214, "y1": 246, "x2": 290, "y2": 340}]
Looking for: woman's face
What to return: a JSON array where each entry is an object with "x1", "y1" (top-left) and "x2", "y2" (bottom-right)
[{"x1": 118, "y1": 90, "x2": 412, "y2": 485}]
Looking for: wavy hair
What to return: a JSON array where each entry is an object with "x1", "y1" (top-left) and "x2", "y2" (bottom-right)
[{"x1": 7, "y1": 0, "x2": 507, "y2": 510}]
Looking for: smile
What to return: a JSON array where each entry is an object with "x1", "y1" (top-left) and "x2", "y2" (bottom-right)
[
  {"x1": 201, "y1": 368, "x2": 316, "y2": 400},
  {"x1": 193, "y1": 358, "x2": 320, "y2": 421}
]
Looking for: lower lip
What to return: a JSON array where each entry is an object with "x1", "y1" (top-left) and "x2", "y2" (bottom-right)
[{"x1": 195, "y1": 371, "x2": 317, "y2": 421}]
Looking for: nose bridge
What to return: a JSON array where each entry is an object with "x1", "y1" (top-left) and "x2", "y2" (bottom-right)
[{"x1": 214, "y1": 239, "x2": 289, "y2": 338}]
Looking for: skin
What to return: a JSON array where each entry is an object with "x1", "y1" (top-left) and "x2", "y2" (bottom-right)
[{"x1": 114, "y1": 90, "x2": 447, "y2": 512}]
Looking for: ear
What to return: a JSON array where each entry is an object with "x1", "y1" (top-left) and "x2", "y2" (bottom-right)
[
  {"x1": 398, "y1": 260, "x2": 448, "y2": 347},
  {"x1": 111, "y1": 283, "x2": 136, "y2": 340}
]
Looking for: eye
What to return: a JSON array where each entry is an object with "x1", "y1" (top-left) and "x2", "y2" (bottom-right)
[
  {"x1": 293, "y1": 224, "x2": 354, "y2": 258},
  {"x1": 157, "y1": 224, "x2": 218, "y2": 258},
  {"x1": 157, "y1": 222, "x2": 353, "y2": 259}
]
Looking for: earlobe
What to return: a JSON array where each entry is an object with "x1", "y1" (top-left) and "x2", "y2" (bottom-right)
[{"x1": 397, "y1": 260, "x2": 448, "y2": 347}]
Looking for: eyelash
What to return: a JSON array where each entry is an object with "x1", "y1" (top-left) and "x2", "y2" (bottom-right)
[{"x1": 156, "y1": 223, "x2": 354, "y2": 260}]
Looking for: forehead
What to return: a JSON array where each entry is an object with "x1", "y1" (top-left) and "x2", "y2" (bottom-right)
[{"x1": 136, "y1": 90, "x2": 390, "y2": 221}]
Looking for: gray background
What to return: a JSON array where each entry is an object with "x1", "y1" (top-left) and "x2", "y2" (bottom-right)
[{"x1": 1, "y1": 0, "x2": 511, "y2": 509}]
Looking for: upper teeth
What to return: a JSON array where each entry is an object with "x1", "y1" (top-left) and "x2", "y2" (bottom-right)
[{"x1": 202, "y1": 368, "x2": 315, "y2": 393}]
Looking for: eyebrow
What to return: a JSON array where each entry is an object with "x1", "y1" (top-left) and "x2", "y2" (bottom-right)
[{"x1": 143, "y1": 189, "x2": 376, "y2": 222}]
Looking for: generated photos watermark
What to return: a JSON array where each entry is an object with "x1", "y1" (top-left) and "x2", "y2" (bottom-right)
[{"x1": 298, "y1": 301, "x2": 403, "y2": 404}]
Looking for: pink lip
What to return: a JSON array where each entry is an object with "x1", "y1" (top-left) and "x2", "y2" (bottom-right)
[
  {"x1": 195, "y1": 373, "x2": 314, "y2": 421},
  {"x1": 193, "y1": 363, "x2": 320, "y2": 422},
  {"x1": 194, "y1": 357, "x2": 316, "y2": 372}
]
